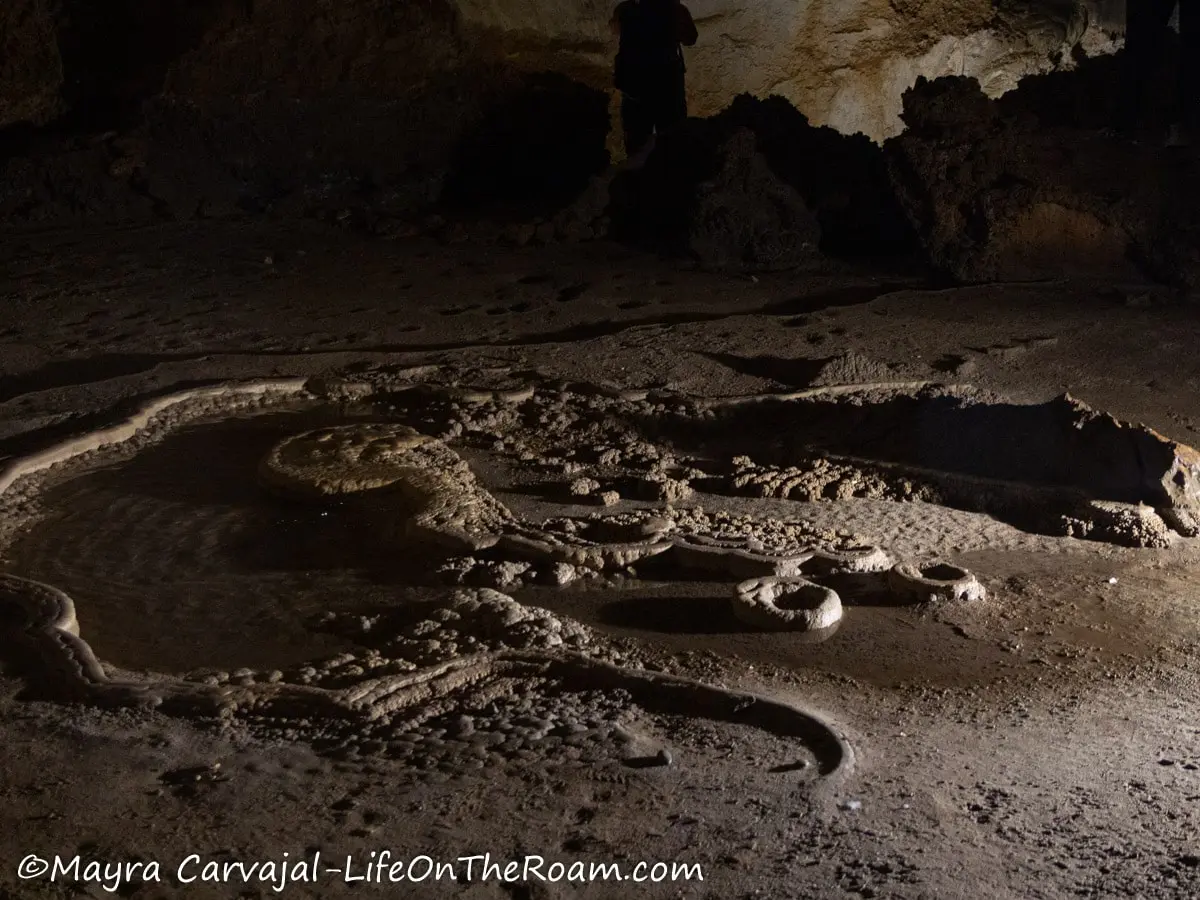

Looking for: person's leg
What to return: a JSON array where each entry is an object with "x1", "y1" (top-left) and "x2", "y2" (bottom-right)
[
  {"x1": 664, "y1": 70, "x2": 689, "y2": 127},
  {"x1": 650, "y1": 70, "x2": 689, "y2": 138},
  {"x1": 621, "y1": 92, "x2": 654, "y2": 158}
]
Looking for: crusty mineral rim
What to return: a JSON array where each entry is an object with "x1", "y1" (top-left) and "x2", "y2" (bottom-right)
[
  {"x1": 0, "y1": 378, "x2": 312, "y2": 496},
  {"x1": 734, "y1": 576, "x2": 845, "y2": 632},
  {"x1": 0, "y1": 570, "x2": 854, "y2": 787},
  {"x1": 887, "y1": 563, "x2": 986, "y2": 603},
  {"x1": 304, "y1": 371, "x2": 952, "y2": 408},
  {"x1": 0, "y1": 377, "x2": 855, "y2": 786}
]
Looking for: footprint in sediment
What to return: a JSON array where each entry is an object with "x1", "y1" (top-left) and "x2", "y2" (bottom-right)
[
  {"x1": 486, "y1": 302, "x2": 533, "y2": 316},
  {"x1": 556, "y1": 283, "x2": 590, "y2": 303}
]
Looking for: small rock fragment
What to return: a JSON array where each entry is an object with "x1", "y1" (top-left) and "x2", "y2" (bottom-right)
[{"x1": 570, "y1": 477, "x2": 601, "y2": 497}]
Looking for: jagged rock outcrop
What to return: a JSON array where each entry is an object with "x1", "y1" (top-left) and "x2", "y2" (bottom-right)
[
  {"x1": 617, "y1": 125, "x2": 827, "y2": 272},
  {"x1": 684, "y1": 128, "x2": 821, "y2": 272},
  {"x1": 0, "y1": 0, "x2": 1130, "y2": 233},
  {"x1": 0, "y1": 133, "x2": 159, "y2": 227},
  {"x1": 453, "y1": 0, "x2": 1121, "y2": 140},
  {"x1": 884, "y1": 70, "x2": 1200, "y2": 286},
  {"x1": 609, "y1": 94, "x2": 915, "y2": 264},
  {"x1": 3, "y1": 0, "x2": 1123, "y2": 142},
  {"x1": 608, "y1": 119, "x2": 820, "y2": 271},
  {"x1": 713, "y1": 94, "x2": 915, "y2": 256}
]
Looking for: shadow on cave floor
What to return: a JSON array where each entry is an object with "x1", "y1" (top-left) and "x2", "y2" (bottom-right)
[
  {"x1": 596, "y1": 592, "x2": 744, "y2": 636},
  {"x1": 0, "y1": 354, "x2": 175, "y2": 402},
  {"x1": 632, "y1": 394, "x2": 1080, "y2": 486},
  {"x1": 756, "y1": 283, "x2": 915, "y2": 315},
  {"x1": 696, "y1": 353, "x2": 833, "y2": 387},
  {"x1": 514, "y1": 578, "x2": 1023, "y2": 690},
  {"x1": 583, "y1": 570, "x2": 904, "y2": 640},
  {"x1": 625, "y1": 391, "x2": 1181, "y2": 520},
  {"x1": 0, "y1": 283, "x2": 921, "y2": 404}
]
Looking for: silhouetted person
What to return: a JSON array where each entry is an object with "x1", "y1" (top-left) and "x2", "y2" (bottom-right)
[
  {"x1": 611, "y1": 0, "x2": 698, "y2": 158},
  {"x1": 1126, "y1": 0, "x2": 1199, "y2": 144}
]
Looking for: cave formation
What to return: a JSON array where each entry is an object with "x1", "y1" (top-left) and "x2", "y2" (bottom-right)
[
  {"x1": 4, "y1": 0, "x2": 1195, "y2": 278},
  {"x1": 5, "y1": 1, "x2": 1200, "y2": 898}
]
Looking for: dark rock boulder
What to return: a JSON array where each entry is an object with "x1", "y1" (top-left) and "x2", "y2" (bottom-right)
[
  {"x1": 610, "y1": 123, "x2": 820, "y2": 273},
  {"x1": 607, "y1": 93, "x2": 917, "y2": 269},
  {"x1": 0, "y1": 133, "x2": 158, "y2": 227},
  {"x1": 0, "y1": 0, "x2": 63, "y2": 128},
  {"x1": 883, "y1": 73, "x2": 1200, "y2": 285},
  {"x1": 686, "y1": 128, "x2": 821, "y2": 272},
  {"x1": 714, "y1": 94, "x2": 917, "y2": 257}
]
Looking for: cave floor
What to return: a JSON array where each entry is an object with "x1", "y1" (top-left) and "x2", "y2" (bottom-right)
[{"x1": 3, "y1": 220, "x2": 1200, "y2": 899}]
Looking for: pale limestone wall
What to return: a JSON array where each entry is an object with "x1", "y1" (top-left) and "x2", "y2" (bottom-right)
[
  {"x1": 456, "y1": 0, "x2": 1124, "y2": 141},
  {"x1": 0, "y1": 0, "x2": 1125, "y2": 140}
]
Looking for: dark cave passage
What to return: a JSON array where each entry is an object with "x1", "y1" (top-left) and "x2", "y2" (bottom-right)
[
  {"x1": 54, "y1": 0, "x2": 228, "y2": 131},
  {"x1": 440, "y1": 72, "x2": 613, "y2": 218}
]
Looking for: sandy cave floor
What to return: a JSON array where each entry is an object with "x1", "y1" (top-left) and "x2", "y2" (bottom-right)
[{"x1": 3, "y1": 221, "x2": 1200, "y2": 899}]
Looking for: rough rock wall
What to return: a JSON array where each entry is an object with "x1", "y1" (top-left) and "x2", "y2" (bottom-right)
[
  {"x1": 164, "y1": 0, "x2": 465, "y2": 101},
  {"x1": 884, "y1": 69, "x2": 1200, "y2": 286},
  {"x1": 700, "y1": 0, "x2": 1121, "y2": 139},
  {"x1": 452, "y1": 0, "x2": 1123, "y2": 140},
  {"x1": 0, "y1": 0, "x2": 63, "y2": 129},
  {"x1": 0, "y1": 0, "x2": 614, "y2": 226},
  {"x1": 0, "y1": 0, "x2": 1138, "y2": 234},
  {"x1": 609, "y1": 121, "x2": 823, "y2": 270},
  {"x1": 0, "y1": 0, "x2": 1125, "y2": 142},
  {"x1": 607, "y1": 93, "x2": 915, "y2": 267}
]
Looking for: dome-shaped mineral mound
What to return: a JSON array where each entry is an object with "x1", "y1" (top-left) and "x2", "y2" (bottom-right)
[
  {"x1": 258, "y1": 423, "x2": 514, "y2": 550},
  {"x1": 258, "y1": 423, "x2": 437, "y2": 498}
]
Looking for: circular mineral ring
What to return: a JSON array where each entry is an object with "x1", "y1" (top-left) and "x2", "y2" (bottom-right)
[
  {"x1": 733, "y1": 576, "x2": 843, "y2": 632},
  {"x1": 887, "y1": 562, "x2": 985, "y2": 603}
]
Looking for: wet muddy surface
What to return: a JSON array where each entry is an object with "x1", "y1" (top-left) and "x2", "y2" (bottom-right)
[
  {"x1": 9, "y1": 394, "x2": 1198, "y2": 698},
  {"x1": 4, "y1": 226, "x2": 1200, "y2": 898}
]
